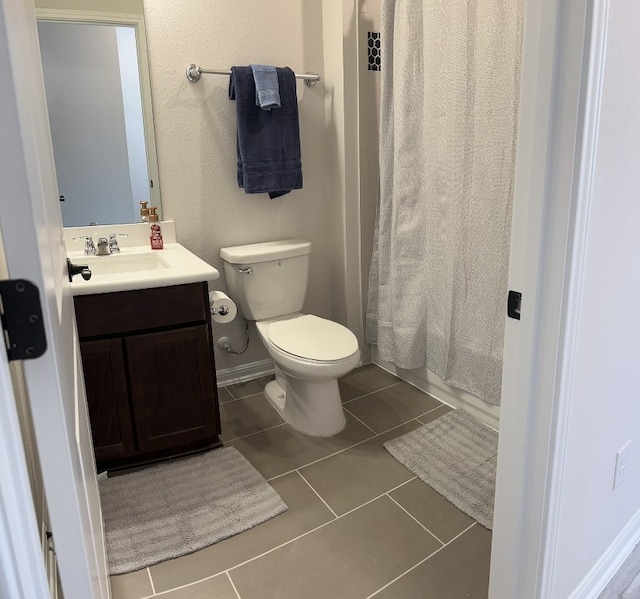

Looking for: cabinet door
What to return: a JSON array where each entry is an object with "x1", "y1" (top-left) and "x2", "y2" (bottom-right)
[
  {"x1": 80, "y1": 338, "x2": 135, "y2": 462},
  {"x1": 125, "y1": 325, "x2": 219, "y2": 452}
]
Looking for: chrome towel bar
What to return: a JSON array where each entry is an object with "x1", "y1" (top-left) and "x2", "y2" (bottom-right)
[{"x1": 185, "y1": 64, "x2": 320, "y2": 87}]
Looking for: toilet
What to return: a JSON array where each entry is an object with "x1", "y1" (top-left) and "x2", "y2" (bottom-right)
[{"x1": 220, "y1": 239, "x2": 360, "y2": 437}]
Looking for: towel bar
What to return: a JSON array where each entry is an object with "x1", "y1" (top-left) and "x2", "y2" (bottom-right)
[{"x1": 186, "y1": 64, "x2": 320, "y2": 87}]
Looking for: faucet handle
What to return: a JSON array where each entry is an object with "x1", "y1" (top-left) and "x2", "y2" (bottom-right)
[
  {"x1": 72, "y1": 235, "x2": 96, "y2": 255},
  {"x1": 108, "y1": 232, "x2": 128, "y2": 254}
]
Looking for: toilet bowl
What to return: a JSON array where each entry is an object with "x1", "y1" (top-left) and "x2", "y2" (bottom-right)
[
  {"x1": 256, "y1": 314, "x2": 360, "y2": 436},
  {"x1": 220, "y1": 239, "x2": 360, "y2": 437}
]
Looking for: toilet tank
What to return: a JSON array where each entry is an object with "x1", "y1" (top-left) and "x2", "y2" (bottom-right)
[{"x1": 220, "y1": 239, "x2": 311, "y2": 320}]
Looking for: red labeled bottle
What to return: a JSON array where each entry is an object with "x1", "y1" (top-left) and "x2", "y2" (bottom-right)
[{"x1": 149, "y1": 208, "x2": 163, "y2": 250}]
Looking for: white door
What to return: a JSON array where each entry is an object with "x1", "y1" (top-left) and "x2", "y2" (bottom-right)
[{"x1": 0, "y1": 0, "x2": 109, "y2": 597}]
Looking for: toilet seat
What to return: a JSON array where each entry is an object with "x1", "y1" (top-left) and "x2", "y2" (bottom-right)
[{"x1": 264, "y1": 314, "x2": 358, "y2": 362}]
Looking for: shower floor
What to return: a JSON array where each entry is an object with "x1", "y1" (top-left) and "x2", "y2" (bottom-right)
[{"x1": 110, "y1": 364, "x2": 492, "y2": 599}]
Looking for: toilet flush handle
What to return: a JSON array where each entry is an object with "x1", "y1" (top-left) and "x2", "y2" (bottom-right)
[{"x1": 237, "y1": 267, "x2": 253, "y2": 274}]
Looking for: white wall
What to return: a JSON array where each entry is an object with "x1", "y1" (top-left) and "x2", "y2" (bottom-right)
[
  {"x1": 142, "y1": 0, "x2": 352, "y2": 372},
  {"x1": 550, "y1": 2, "x2": 640, "y2": 595}
]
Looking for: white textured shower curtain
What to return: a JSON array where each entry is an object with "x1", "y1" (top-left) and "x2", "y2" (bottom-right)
[{"x1": 366, "y1": 0, "x2": 524, "y2": 405}]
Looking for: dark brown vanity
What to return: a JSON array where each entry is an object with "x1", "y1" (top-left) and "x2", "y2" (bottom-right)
[{"x1": 74, "y1": 281, "x2": 222, "y2": 471}]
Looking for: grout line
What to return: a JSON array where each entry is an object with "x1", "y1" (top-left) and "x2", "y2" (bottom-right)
[
  {"x1": 227, "y1": 571, "x2": 242, "y2": 599},
  {"x1": 141, "y1": 479, "x2": 422, "y2": 597},
  {"x1": 337, "y1": 477, "x2": 418, "y2": 519},
  {"x1": 220, "y1": 390, "x2": 264, "y2": 403},
  {"x1": 365, "y1": 522, "x2": 478, "y2": 599},
  {"x1": 342, "y1": 406, "x2": 378, "y2": 435},
  {"x1": 342, "y1": 381, "x2": 402, "y2": 405},
  {"x1": 296, "y1": 470, "x2": 339, "y2": 519},
  {"x1": 223, "y1": 421, "x2": 287, "y2": 444},
  {"x1": 219, "y1": 478, "x2": 419, "y2": 577},
  {"x1": 146, "y1": 567, "x2": 156, "y2": 595},
  {"x1": 266, "y1": 417, "x2": 426, "y2": 483},
  {"x1": 386, "y1": 494, "x2": 445, "y2": 545},
  {"x1": 415, "y1": 404, "x2": 448, "y2": 425}
]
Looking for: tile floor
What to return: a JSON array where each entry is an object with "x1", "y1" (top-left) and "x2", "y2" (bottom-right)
[{"x1": 110, "y1": 364, "x2": 492, "y2": 599}]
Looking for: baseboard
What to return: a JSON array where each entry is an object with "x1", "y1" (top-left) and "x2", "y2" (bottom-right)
[
  {"x1": 371, "y1": 348, "x2": 501, "y2": 430},
  {"x1": 216, "y1": 359, "x2": 275, "y2": 388},
  {"x1": 568, "y1": 506, "x2": 640, "y2": 599}
]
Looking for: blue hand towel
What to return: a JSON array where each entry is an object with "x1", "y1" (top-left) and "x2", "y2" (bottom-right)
[
  {"x1": 229, "y1": 66, "x2": 303, "y2": 199},
  {"x1": 250, "y1": 64, "x2": 281, "y2": 110}
]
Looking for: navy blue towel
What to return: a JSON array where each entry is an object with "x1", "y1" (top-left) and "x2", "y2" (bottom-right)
[{"x1": 229, "y1": 66, "x2": 303, "y2": 199}]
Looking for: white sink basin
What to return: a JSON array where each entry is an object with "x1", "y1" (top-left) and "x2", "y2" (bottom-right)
[
  {"x1": 67, "y1": 243, "x2": 219, "y2": 295},
  {"x1": 82, "y1": 253, "x2": 170, "y2": 276}
]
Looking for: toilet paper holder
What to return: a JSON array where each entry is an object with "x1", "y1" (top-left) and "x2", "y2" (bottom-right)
[
  {"x1": 210, "y1": 304, "x2": 231, "y2": 317},
  {"x1": 208, "y1": 290, "x2": 238, "y2": 324}
]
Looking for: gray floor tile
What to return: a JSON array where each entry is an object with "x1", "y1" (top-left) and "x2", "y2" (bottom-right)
[
  {"x1": 345, "y1": 382, "x2": 443, "y2": 433},
  {"x1": 217, "y1": 387, "x2": 236, "y2": 404},
  {"x1": 229, "y1": 413, "x2": 374, "y2": 480},
  {"x1": 339, "y1": 363, "x2": 401, "y2": 402},
  {"x1": 229, "y1": 496, "x2": 442, "y2": 599},
  {"x1": 158, "y1": 574, "x2": 238, "y2": 598},
  {"x1": 219, "y1": 393, "x2": 284, "y2": 442},
  {"x1": 225, "y1": 375, "x2": 275, "y2": 399},
  {"x1": 150, "y1": 472, "x2": 335, "y2": 593},
  {"x1": 416, "y1": 403, "x2": 454, "y2": 424},
  {"x1": 373, "y1": 524, "x2": 491, "y2": 599},
  {"x1": 389, "y1": 478, "x2": 475, "y2": 543},
  {"x1": 299, "y1": 422, "x2": 422, "y2": 516},
  {"x1": 109, "y1": 569, "x2": 152, "y2": 599}
]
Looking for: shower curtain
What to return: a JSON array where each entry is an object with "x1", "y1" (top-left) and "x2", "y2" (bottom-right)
[{"x1": 366, "y1": 0, "x2": 524, "y2": 405}]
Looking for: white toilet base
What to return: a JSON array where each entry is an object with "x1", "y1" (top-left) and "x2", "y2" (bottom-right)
[{"x1": 264, "y1": 370, "x2": 347, "y2": 437}]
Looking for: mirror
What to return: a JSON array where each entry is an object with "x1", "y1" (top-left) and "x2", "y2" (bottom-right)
[{"x1": 36, "y1": 1, "x2": 161, "y2": 227}]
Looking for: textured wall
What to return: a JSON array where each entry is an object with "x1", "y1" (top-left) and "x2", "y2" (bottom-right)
[{"x1": 143, "y1": 0, "x2": 333, "y2": 370}]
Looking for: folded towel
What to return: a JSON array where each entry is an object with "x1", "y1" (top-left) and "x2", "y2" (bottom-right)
[
  {"x1": 229, "y1": 66, "x2": 303, "y2": 198},
  {"x1": 250, "y1": 64, "x2": 281, "y2": 110}
]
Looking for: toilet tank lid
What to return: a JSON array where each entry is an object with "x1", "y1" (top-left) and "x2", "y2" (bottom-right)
[{"x1": 220, "y1": 239, "x2": 311, "y2": 264}]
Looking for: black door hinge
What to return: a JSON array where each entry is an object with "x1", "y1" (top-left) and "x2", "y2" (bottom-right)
[
  {"x1": 0, "y1": 279, "x2": 47, "y2": 361},
  {"x1": 507, "y1": 290, "x2": 522, "y2": 320}
]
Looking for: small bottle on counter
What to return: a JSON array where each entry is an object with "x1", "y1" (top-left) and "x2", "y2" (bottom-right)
[
  {"x1": 149, "y1": 207, "x2": 163, "y2": 250},
  {"x1": 140, "y1": 201, "x2": 150, "y2": 222}
]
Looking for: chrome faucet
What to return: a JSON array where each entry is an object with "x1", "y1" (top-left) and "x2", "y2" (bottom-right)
[
  {"x1": 73, "y1": 235, "x2": 97, "y2": 255},
  {"x1": 108, "y1": 233, "x2": 128, "y2": 254},
  {"x1": 96, "y1": 237, "x2": 110, "y2": 256}
]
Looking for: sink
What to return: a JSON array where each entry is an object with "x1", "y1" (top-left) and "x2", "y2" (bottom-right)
[
  {"x1": 82, "y1": 253, "x2": 169, "y2": 276},
  {"x1": 67, "y1": 243, "x2": 219, "y2": 296}
]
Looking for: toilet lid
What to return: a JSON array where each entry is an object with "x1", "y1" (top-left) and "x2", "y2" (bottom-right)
[{"x1": 268, "y1": 315, "x2": 359, "y2": 361}]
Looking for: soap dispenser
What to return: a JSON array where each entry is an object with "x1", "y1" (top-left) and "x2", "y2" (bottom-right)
[
  {"x1": 149, "y1": 207, "x2": 163, "y2": 250},
  {"x1": 140, "y1": 201, "x2": 150, "y2": 222}
]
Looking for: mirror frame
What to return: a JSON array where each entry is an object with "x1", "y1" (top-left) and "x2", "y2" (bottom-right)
[{"x1": 36, "y1": 3, "x2": 162, "y2": 221}]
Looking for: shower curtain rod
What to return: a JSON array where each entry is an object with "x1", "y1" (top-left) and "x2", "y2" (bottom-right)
[{"x1": 185, "y1": 64, "x2": 320, "y2": 87}]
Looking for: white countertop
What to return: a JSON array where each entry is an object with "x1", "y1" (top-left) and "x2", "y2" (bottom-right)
[{"x1": 68, "y1": 242, "x2": 219, "y2": 296}]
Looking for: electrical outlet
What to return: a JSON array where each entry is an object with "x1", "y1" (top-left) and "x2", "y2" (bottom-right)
[{"x1": 614, "y1": 440, "x2": 632, "y2": 490}]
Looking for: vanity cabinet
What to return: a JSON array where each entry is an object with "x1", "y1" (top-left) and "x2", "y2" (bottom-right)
[{"x1": 74, "y1": 282, "x2": 222, "y2": 470}]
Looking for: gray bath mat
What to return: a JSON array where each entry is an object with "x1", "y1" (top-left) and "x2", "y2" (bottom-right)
[
  {"x1": 100, "y1": 447, "x2": 287, "y2": 575},
  {"x1": 384, "y1": 410, "x2": 497, "y2": 529}
]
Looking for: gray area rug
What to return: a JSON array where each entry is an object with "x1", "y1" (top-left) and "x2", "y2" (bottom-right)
[
  {"x1": 100, "y1": 447, "x2": 288, "y2": 575},
  {"x1": 384, "y1": 410, "x2": 498, "y2": 529}
]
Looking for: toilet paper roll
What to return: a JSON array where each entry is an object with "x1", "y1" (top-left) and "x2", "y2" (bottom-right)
[{"x1": 209, "y1": 290, "x2": 237, "y2": 324}]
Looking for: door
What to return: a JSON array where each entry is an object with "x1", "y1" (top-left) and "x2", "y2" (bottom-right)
[
  {"x1": 126, "y1": 325, "x2": 218, "y2": 452},
  {"x1": 0, "y1": 0, "x2": 109, "y2": 597},
  {"x1": 81, "y1": 338, "x2": 135, "y2": 463}
]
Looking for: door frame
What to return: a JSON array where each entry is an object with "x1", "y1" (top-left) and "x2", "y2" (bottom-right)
[
  {"x1": 0, "y1": 0, "x2": 614, "y2": 597},
  {"x1": 490, "y1": 0, "x2": 610, "y2": 597}
]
